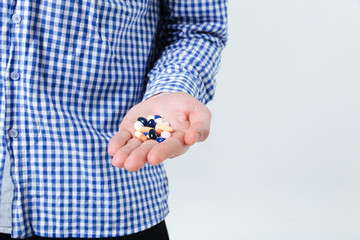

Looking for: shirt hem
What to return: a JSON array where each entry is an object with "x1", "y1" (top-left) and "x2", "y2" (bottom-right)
[{"x1": 16, "y1": 209, "x2": 170, "y2": 239}]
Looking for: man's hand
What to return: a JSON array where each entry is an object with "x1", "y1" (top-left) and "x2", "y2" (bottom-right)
[{"x1": 108, "y1": 92, "x2": 212, "y2": 172}]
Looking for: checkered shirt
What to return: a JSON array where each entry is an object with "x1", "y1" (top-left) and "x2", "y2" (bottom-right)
[{"x1": 0, "y1": 0, "x2": 227, "y2": 238}]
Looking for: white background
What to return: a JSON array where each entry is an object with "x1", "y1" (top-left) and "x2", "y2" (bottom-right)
[{"x1": 165, "y1": 0, "x2": 360, "y2": 239}]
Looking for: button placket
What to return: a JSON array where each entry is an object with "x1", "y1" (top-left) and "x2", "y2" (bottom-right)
[
  {"x1": 10, "y1": 10, "x2": 21, "y2": 81},
  {"x1": 8, "y1": 9, "x2": 22, "y2": 141}
]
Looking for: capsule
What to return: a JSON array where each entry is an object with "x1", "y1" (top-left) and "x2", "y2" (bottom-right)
[
  {"x1": 137, "y1": 117, "x2": 147, "y2": 126},
  {"x1": 133, "y1": 121, "x2": 144, "y2": 131},
  {"x1": 147, "y1": 115, "x2": 155, "y2": 121},
  {"x1": 155, "y1": 124, "x2": 173, "y2": 133},
  {"x1": 138, "y1": 127, "x2": 153, "y2": 133},
  {"x1": 148, "y1": 129, "x2": 157, "y2": 140},
  {"x1": 143, "y1": 132, "x2": 150, "y2": 139},
  {"x1": 155, "y1": 118, "x2": 164, "y2": 124},
  {"x1": 156, "y1": 137, "x2": 165, "y2": 143},
  {"x1": 135, "y1": 131, "x2": 148, "y2": 142},
  {"x1": 147, "y1": 119, "x2": 156, "y2": 128},
  {"x1": 161, "y1": 131, "x2": 171, "y2": 139}
]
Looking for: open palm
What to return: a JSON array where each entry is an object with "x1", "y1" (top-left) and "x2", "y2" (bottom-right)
[{"x1": 108, "y1": 92, "x2": 212, "y2": 172}]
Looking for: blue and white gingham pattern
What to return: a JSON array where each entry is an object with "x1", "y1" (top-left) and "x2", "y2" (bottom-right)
[{"x1": 0, "y1": 0, "x2": 227, "y2": 238}]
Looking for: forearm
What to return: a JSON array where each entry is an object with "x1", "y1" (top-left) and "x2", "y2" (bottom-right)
[{"x1": 143, "y1": 0, "x2": 228, "y2": 104}]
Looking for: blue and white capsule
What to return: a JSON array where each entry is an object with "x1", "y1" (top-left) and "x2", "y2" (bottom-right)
[
  {"x1": 156, "y1": 137, "x2": 165, "y2": 143},
  {"x1": 147, "y1": 115, "x2": 162, "y2": 121}
]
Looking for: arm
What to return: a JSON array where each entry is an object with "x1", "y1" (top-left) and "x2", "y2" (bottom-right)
[
  {"x1": 108, "y1": 0, "x2": 228, "y2": 172},
  {"x1": 143, "y1": 0, "x2": 228, "y2": 104}
]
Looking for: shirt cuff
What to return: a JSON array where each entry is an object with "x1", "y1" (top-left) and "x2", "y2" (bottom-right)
[{"x1": 142, "y1": 69, "x2": 204, "y2": 103}]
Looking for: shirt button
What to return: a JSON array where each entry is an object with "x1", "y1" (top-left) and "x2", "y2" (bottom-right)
[
  {"x1": 12, "y1": 14, "x2": 22, "y2": 24},
  {"x1": 10, "y1": 71, "x2": 20, "y2": 81},
  {"x1": 8, "y1": 128, "x2": 19, "y2": 138}
]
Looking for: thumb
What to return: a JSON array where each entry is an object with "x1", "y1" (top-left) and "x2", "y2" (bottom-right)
[{"x1": 184, "y1": 105, "x2": 212, "y2": 146}]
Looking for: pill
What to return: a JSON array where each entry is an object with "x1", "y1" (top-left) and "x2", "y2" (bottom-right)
[
  {"x1": 155, "y1": 118, "x2": 164, "y2": 124},
  {"x1": 161, "y1": 131, "x2": 171, "y2": 139},
  {"x1": 134, "y1": 115, "x2": 174, "y2": 143},
  {"x1": 148, "y1": 129, "x2": 157, "y2": 140},
  {"x1": 156, "y1": 137, "x2": 165, "y2": 143},
  {"x1": 143, "y1": 132, "x2": 150, "y2": 139},
  {"x1": 135, "y1": 131, "x2": 148, "y2": 142},
  {"x1": 147, "y1": 119, "x2": 156, "y2": 128},
  {"x1": 137, "y1": 117, "x2": 147, "y2": 126},
  {"x1": 155, "y1": 124, "x2": 173, "y2": 133},
  {"x1": 138, "y1": 127, "x2": 153, "y2": 133},
  {"x1": 133, "y1": 121, "x2": 144, "y2": 130}
]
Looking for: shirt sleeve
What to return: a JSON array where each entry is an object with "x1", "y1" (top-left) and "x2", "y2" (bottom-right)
[{"x1": 142, "y1": 0, "x2": 228, "y2": 104}]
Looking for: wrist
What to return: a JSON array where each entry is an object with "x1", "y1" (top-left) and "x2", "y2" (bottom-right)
[{"x1": 145, "y1": 92, "x2": 171, "y2": 101}]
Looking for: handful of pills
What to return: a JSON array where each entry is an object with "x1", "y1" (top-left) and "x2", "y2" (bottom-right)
[{"x1": 133, "y1": 115, "x2": 173, "y2": 143}]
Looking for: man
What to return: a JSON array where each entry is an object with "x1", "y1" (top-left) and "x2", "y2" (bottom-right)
[{"x1": 0, "y1": 0, "x2": 227, "y2": 239}]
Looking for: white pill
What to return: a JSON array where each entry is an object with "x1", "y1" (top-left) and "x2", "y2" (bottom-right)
[
  {"x1": 161, "y1": 131, "x2": 171, "y2": 139},
  {"x1": 155, "y1": 118, "x2": 164, "y2": 124},
  {"x1": 147, "y1": 115, "x2": 155, "y2": 121},
  {"x1": 163, "y1": 121, "x2": 170, "y2": 126},
  {"x1": 133, "y1": 121, "x2": 144, "y2": 130}
]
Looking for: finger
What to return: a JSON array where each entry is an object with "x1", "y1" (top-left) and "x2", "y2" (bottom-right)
[
  {"x1": 124, "y1": 140, "x2": 158, "y2": 172},
  {"x1": 108, "y1": 129, "x2": 132, "y2": 156},
  {"x1": 185, "y1": 106, "x2": 212, "y2": 146},
  {"x1": 148, "y1": 134, "x2": 189, "y2": 165},
  {"x1": 111, "y1": 138, "x2": 142, "y2": 168}
]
